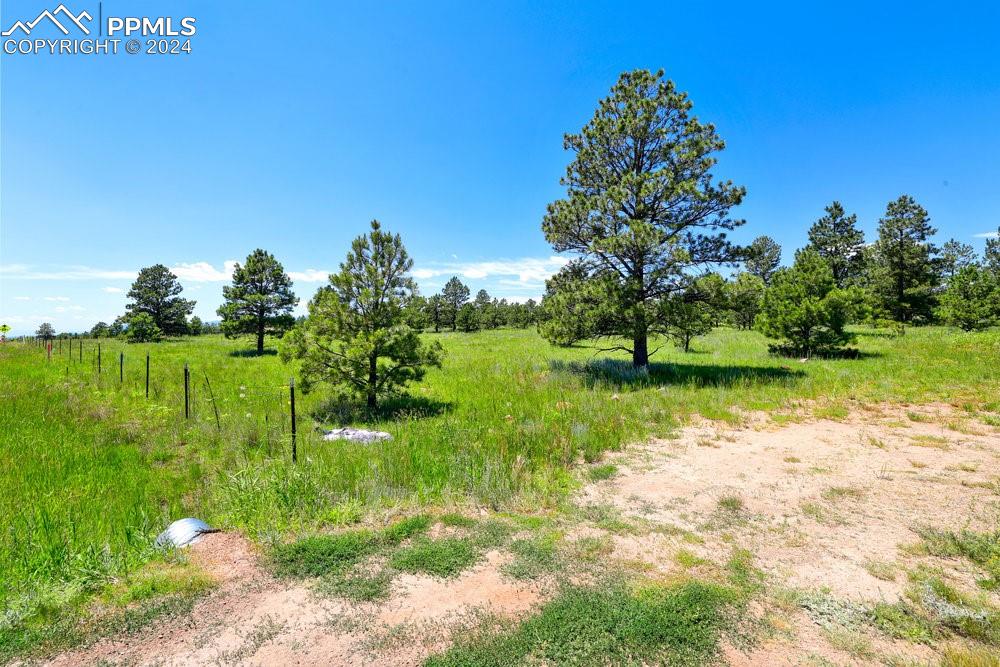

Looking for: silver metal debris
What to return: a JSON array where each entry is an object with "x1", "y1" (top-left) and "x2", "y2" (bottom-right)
[{"x1": 155, "y1": 517, "x2": 218, "y2": 549}]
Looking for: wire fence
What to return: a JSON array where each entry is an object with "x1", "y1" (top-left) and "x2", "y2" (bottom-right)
[{"x1": 9, "y1": 336, "x2": 303, "y2": 462}]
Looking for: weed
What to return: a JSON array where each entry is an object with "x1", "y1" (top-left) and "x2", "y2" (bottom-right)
[
  {"x1": 425, "y1": 580, "x2": 742, "y2": 666},
  {"x1": 863, "y1": 559, "x2": 896, "y2": 582},
  {"x1": 502, "y1": 534, "x2": 561, "y2": 580},
  {"x1": 271, "y1": 532, "x2": 377, "y2": 578},
  {"x1": 390, "y1": 537, "x2": 479, "y2": 578},
  {"x1": 317, "y1": 570, "x2": 392, "y2": 602},
  {"x1": 587, "y1": 463, "x2": 618, "y2": 482}
]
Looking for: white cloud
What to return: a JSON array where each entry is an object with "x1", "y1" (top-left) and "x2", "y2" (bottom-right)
[
  {"x1": 169, "y1": 260, "x2": 238, "y2": 282},
  {"x1": 14, "y1": 296, "x2": 31, "y2": 301},
  {"x1": 288, "y1": 269, "x2": 330, "y2": 282},
  {"x1": 411, "y1": 256, "x2": 569, "y2": 286},
  {"x1": 43, "y1": 296, "x2": 70, "y2": 302},
  {"x1": 102, "y1": 286, "x2": 123, "y2": 293},
  {"x1": 974, "y1": 230, "x2": 999, "y2": 239}
]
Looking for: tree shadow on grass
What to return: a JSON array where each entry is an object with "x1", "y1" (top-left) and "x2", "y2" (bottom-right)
[
  {"x1": 228, "y1": 349, "x2": 279, "y2": 358},
  {"x1": 312, "y1": 394, "x2": 452, "y2": 426},
  {"x1": 550, "y1": 358, "x2": 806, "y2": 390}
]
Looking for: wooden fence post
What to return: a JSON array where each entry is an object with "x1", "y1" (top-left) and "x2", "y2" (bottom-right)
[
  {"x1": 145, "y1": 354, "x2": 150, "y2": 398},
  {"x1": 119, "y1": 352, "x2": 124, "y2": 383},
  {"x1": 97, "y1": 343, "x2": 101, "y2": 374},
  {"x1": 184, "y1": 364, "x2": 190, "y2": 419}
]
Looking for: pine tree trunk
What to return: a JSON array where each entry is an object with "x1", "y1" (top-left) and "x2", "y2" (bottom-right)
[
  {"x1": 256, "y1": 322, "x2": 265, "y2": 353},
  {"x1": 367, "y1": 353, "x2": 377, "y2": 408},
  {"x1": 632, "y1": 323, "x2": 649, "y2": 368}
]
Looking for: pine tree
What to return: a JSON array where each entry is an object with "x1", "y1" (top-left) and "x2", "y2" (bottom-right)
[
  {"x1": 726, "y1": 272, "x2": 765, "y2": 330},
  {"x1": 806, "y1": 201, "x2": 865, "y2": 287},
  {"x1": 745, "y1": 236, "x2": 782, "y2": 285},
  {"x1": 938, "y1": 265, "x2": 998, "y2": 331},
  {"x1": 441, "y1": 277, "x2": 470, "y2": 331},
  {"x1": 757, "y1": 249, "x2": 852, "y2": 356},
  {"x1": 939, "y1": 239, "x2": 977, "y2": 284},
  {"x1": 281, "y1": 221, "x2": 443, "y2": 409},
  {"x1": 218, "y1": 249, "x2": 298, "y2": 353},
  {"x1": 541, "y1": 69, "x2": 745, "y2": 366},
  {"x1": 125, "y1": 264, "x2": 195, "y2": 336},
  {"x1": 866, "y1": 196, "x2": 938, "y2": 323}
]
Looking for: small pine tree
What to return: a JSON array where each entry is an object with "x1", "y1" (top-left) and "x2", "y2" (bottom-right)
[
  {"x1": 660, "y1": 282, "x2": 715, "y2": 352},
  {"x1": 726, "y1": 272, "x2": 765, "y2": 330},
  {"x1": 127, "y1": 313, "x2": 163, "y2": 343},
  {"x1": 455, "y1": 303, "x2": 480, "y2": 332},
  {"x1": 757, "y1": 249, "x2": 852, "y2": 356},
  {"x1": 938, "y1": 265, "x2": 998, "y2": 331},
  {"x1": 189, "y1": 316, "x2": 203, "y2": 336},
  {"x1": 281, "y1": 221, "x2": 443, "y2": 409}
]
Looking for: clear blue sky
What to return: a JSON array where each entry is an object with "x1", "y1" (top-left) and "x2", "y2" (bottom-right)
[{"x1": 2, "y1": 0, "x2": 999, "y2": 334}]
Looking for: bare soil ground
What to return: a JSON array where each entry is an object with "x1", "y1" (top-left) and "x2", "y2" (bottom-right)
[{"x1": 47, "y1": 403, "x2": 1000, "y2": 666}]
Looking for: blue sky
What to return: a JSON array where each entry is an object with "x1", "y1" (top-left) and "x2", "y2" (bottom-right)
[{"x1": 2, "y1": 0, "x2": 999, "y2": 334}]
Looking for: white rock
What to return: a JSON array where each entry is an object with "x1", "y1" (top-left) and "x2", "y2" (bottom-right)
[{"x1": 322, "y1": 427, "x2": 392, "y2": 443}]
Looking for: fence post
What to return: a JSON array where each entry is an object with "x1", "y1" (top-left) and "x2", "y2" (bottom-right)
[
  {"x1": 290, "y1": 377, "x2": 297, "y2": 463},
  {"x1": 184, "y1": 364, "x2": 190, "y2": 419},
  {"x1": 119, "y1": 352, "x2": 124, "y2": 384},
  {"x1": 97, "y1": 343, "x2": 101, "y2": 374},
  {"x1": 79, "y1": 339, "x2": 82, "y2": 362},
  {"x1": 145, "y1": 353, "x2": 150, "y2": 398},
  {"x1": 47, "y1": 342, "x2": 51, "y2": 361}
]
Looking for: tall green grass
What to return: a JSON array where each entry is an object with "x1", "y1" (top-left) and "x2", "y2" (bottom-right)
[{"x1": 1, "y1": 326, "x2": 998, "y2": 637}]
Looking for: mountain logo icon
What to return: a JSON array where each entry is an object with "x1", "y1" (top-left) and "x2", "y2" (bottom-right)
[{"x1": 2, "y1": 4, "x2": 93, "y2": 37}]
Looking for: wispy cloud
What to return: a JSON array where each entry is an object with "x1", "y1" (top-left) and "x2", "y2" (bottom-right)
[
  {"x1": 14, "y1": 296, "x2": 31, "y2": 301},
  {"x1": 43, "y1": 296, "x2": 70, "y2": 302},
  {"x1": 0, "y1": 264, "x2": 135, "y2": 281},
  {"x1": 102, "y1": 286, "x2": 123, "y2": 294},
  {"x1": 974, "y1": 230, "x2": 999, "y2": 239},
  {"x1": 411, "y1": 256, "x2": 569, "y2": 286}
]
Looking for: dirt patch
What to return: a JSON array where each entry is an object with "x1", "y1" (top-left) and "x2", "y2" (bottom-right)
[
  {"x1": 46, "y1": 534, "x2": 540, "y2": 666},
  {"x1": 580, "y1": 405, "x2": 1000, "y2": 665}
]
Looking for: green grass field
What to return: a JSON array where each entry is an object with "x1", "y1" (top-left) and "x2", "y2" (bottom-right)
[{"x1": 2, "y1": 326, "x2": 999, "y2": 658}]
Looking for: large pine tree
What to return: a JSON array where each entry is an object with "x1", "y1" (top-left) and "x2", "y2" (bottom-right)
[
  {"x1": 866, "y1": 196, "x2": 938, "y2": 323},
  {"x1": 125, "y1": 264, "x2": 195, "y2": 336},
  {"x1": 541, "y1": 69, "x2": 745, "y2": 367}
]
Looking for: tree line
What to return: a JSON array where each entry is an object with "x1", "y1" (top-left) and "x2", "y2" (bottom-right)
[{"x1": 28, "y1": 68, "x2": 1000, "y2": 409}]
